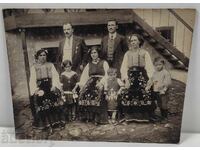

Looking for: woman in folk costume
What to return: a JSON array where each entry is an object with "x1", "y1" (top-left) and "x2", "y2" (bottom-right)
[
  {"x1": 119, "y1": 34, "x2": 156, "y2": 123},
  {"x1": 60, "y1": 59, "x2": 79, "y2": 122},
  {"x1": 29, "y1": 49, "x2": 63, "y2": 134},
  {"x1": 78, "y1": 46, "x2": 109, "y2": 125}
]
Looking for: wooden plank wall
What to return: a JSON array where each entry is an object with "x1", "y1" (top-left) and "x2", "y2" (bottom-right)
[{"x1": 133, "y1": 9, "x2": 195, "y2": 58}]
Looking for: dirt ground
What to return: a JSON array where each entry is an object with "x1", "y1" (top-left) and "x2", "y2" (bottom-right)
[{"x1": 13, "y1": 79, "x2": 185, "y2": 144}]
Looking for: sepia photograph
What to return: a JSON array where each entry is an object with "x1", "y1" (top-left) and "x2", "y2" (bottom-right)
[{"x1": 3, "y1": 8, "x2": 196, "y2": 143}]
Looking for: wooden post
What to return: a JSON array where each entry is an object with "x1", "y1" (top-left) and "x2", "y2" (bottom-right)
[{"x1": 19, "y1": 28, "x2": 31, "y2": 97}]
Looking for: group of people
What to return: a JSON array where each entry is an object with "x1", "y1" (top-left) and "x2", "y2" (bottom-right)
[{"x1": 29, "y1": 19, "x2": 172, "y2": 135}]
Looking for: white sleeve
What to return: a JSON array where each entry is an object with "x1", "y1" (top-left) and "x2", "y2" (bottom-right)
[
  {"x1": 103, "y1": 61, "x2": 109, "y2": 77},
  {"x1": 99, "y1": 76, "x2": 107, "y2": 90},
  {"x1": 147, "y1": 75, "x2": 154, "y2": 87},
  {"x1": 29, "y1": 66, "x2": 37, "y2": 95},
  {"x1": 145, "y1": 51, "x2": 154, "y2": 78},
  {"x1": 163, "y1": 71, "x2": 172, "y2": 88},
  {"x1": 99, "y1": 77, "x2": 106, "y2": 86},
  {"x1": 120, "y1": 52, "x2": 128, "y2": 80},
  {"x1": 79, "y1": 63, "x2": 89, "y2": 86},
  {"x1": 51, "y1": 64, "x2": 62, "y2": 90},
  {"x1": 117, "y1": 78, "x2": 125, "y2": 87}
]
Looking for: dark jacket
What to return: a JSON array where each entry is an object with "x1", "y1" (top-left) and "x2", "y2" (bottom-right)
[
  {"x1": 56, "y1": 35, "x2": 88, "y2": 74},
  {"x1": 101, "y1": 33, "x2": 128, "y2": 76}
]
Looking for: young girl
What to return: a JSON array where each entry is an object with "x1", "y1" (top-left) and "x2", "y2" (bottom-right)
[
  {"x1": 60, "y1": 60, "x2": 79, "y2": 122},
  {"x1": 146, "y1": 57, "x2": 171, "y2": 122},
  {"x1": 99, "y1": 68, "x2": 124, "y2": 124},
  {"x1": 120, "y1": 34, "x2": 156, "y2": 123}
]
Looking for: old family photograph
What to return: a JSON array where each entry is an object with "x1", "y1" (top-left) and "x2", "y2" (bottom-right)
[{"x1": 3, "y1": 9, "x2": 195, "y2": 143}]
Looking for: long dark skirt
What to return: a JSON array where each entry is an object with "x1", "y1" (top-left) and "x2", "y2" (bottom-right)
[
  {"x1": 119, "y1": 66, "x2": 156, "y2": 122},
  {"x1": 31, "y1": 78, "x2": 63, "y2": 128},
  {"x1": 78, "y1": 76, "x2": 108, "y2": 124}
]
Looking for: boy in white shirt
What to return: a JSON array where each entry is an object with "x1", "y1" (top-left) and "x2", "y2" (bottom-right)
[{"x1": 146, "y1": 57, "x2": 172, "y2": 122}]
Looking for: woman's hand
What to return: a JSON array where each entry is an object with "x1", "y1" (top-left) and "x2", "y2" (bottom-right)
[
  {"x1": 72, "y1": 83, "x2": 79, "y2": 93},
  {"x1": 37, "y1": 90, "x2": 44, "y2": 96},
  {"x1": 96, "y1": 82, "x2": 103, "y2": 90},
  {"x1": 51, "y1": 86, "x2": 56, "y2": 92},
  {"x1": 79, "y1": 84, "x2": 84, "y2": 92},
  {"x1": 72, "y1": 88, "x2": 76, "y2": 94},
  {"x1": 34, "y1": 88, "x2": 39, "y2": 95},
  {"x1": 145, "y1": 85, "x2": 151, "y2": 92},
  {"x1": 80, "y1": 64, "x2": 84, "y2": 71},
  {"x1": 124, "y1": 79, "x2": 130, "y2": 89},
  {"x1": 59, "y1": 100, "x2": 64, "y2": 106},
  {"x1": 36, "y1": 107, "x2": 41, "y2": 113},
  {"x1": 117, "y1": 87, "x2": 124, "y2": 95},
  {"x1": 60, "y1": 89, "x2": 64, "y2": 96}
]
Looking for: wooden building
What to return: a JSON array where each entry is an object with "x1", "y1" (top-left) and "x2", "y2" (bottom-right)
[
  {"x1": 133, "y1": 9, "x2": 195, "y2": 58},
  {"x1": 3, "y1": 9, "x2": 195, "y2": 99}
]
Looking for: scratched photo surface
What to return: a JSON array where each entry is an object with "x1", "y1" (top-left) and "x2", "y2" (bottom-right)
[{"x1": 3, "y1": 9, "x2": 196, "y2": 143}]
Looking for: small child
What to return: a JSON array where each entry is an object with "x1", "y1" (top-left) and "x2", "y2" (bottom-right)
[
  {"x1": 146, "y1": 57, "x2": 172, "y2": 122},
  {"x1": 60, "y1": 60, "x2": 79, "y2": 122},
  {"x1": 99, "y1": 68, "x2": 124, "y2": 124}
]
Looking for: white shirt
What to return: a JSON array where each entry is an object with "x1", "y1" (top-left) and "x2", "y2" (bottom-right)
[
  {"x1": 148, "y1": 69, "x2": 171, "y2": 93},
  {"x1": 109, "y1": 32, "x2": 117, "y2": 40},
  {"x1": 120, "y1": 49, "x2": 154, "y2": 80},
  {"x1": 29, "y1": 63, "x2": 61, "y2": 95},
  {"x1": 62, "y1": 35, "x2": 73, "y2": 62}
]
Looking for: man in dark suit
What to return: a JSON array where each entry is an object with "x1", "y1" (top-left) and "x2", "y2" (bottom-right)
[
  {"x1": 101, "y1": 19, "x2": 128, "y2": 77},
  {"x1": 100, "y1": 19, "x2": 128, "y2": 123},
  {"x1": 56, "y1": 23, "x2": 88, "y2": 74}
]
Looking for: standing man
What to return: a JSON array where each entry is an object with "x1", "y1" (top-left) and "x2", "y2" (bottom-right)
[
  {"x1": 101, "y1": 19, "x2": 128, "y2": 77},
  {"x1": 56, "y1": 23, "x2": 88, "y2": 75}
]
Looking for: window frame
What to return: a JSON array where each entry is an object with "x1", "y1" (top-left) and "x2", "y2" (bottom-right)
[{"x1": 156, "y1": 26, "x2": 174, "y2": 45}]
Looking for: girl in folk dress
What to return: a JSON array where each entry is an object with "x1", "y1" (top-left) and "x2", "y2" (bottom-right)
[
  {"x1": 29, "y1": 49, "x2": 63, "y2": 134},
  {"x1": 60, "y1": 60, "x2": 79, "y2": 122},
  {"x1": 78, "y1": 46, "x2": 109, "y2": 125},
  {"x1": 120, "y1": 34, "x2": 156, "y2": 123}
]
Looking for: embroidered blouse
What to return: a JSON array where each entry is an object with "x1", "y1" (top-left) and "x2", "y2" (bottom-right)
[
  {"x1": 120, "y1": 48, "x2": 154, "y2": 80},
  {"x1": 29, "y1": 62, "x2": 61, "y2": 95},
  {"x1": 79, "y1": 60, "x2": 109, "y2": 86}
]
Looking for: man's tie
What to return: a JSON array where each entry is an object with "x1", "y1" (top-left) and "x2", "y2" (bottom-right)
[{"x1": 110, "y1": 35, "x2": 114, "y2": 40}]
